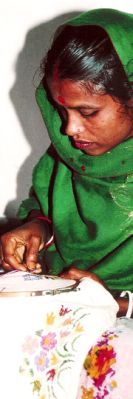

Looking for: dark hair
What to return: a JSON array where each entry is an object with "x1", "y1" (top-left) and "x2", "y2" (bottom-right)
[{"x1": 41, "y1": 24, "x2": 132, "y2": 104}]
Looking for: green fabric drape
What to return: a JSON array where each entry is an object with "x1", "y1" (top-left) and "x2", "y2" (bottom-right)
[{"x1": 18, "y1": 9, "x2": 133, "y2": 291}]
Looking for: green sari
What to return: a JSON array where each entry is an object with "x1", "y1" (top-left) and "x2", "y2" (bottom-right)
[{"x1": 19, "y1": 9, "x2": 133, "y2": 291}]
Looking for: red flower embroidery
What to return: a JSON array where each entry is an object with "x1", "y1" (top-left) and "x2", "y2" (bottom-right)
[
  {"x1": 59, "y1": 305, "x2": 71, "y2": 316},
  {"x1": 46, "y1": 368, "x2": 56, "y2": 381}
]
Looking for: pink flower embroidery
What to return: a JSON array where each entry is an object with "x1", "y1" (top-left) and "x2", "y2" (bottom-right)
[
  {"x1": 22, "y1": 336, "x2": 39, "y2": 355},
  {"x1": 60, "y1": 330, "x2": 70, "y2": 338},
  {"x1": 41, "y1": 332, "x2": 57, "y2": 351}
]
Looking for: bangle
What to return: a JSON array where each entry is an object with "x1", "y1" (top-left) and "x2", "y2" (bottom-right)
[
  {"x1": 45, "y1": 234, "x2": 54, "y2": 248},
  {"x1": 120, "y1": 290, "x2": 133, "y2": 318},
  {"x1": 36, "y1": 216, "x2": 54, "y2": 248},
  {"x1": 36, "y1": 216, "x2": 52, "y2": 224}
]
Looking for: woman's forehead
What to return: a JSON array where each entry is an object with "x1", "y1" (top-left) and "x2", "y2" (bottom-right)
[
  {"x1": 48, "y1": 77, "x2": 107, "y2": 108},
  {"x1": 57, "y1": 95, "x2": 66, "y2": 105}
]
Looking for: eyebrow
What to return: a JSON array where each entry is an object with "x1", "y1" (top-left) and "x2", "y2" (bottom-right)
[
  {"x1": 75, "y1": 105, "x2": 99, "y2": 110},
  {"x1": 57, "y1": 103, "x2": 99, "y2": 110}
]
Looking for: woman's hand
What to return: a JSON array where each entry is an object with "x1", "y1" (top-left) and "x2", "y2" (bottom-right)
[
  {"x1": 60, "y1": 267, "x2": 133, "y2": 318},
  {"x1": 60, "y1": 266, "x2": 104, "y2": 285},
  {"x1": 0, "y1": 219, "x2": 48, "y2": 273}
]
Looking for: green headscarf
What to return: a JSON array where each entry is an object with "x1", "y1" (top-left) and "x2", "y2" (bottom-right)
[{"x1": 19, "y1": 9, "x2": 133, "y2": 291}]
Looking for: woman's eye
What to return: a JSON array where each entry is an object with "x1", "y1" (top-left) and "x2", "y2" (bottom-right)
[{"x1": 81, "y1": 111, "x2": 98, "y2": 118}]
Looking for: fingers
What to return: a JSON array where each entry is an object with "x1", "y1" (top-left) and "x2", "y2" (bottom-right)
[
  {"x1": 60, "y1": 272, "x2": 72, "y2": 279},
  {"x1": 25, "y1": 236, "x2": 42, "y2": 271},
  {"x1": 0, "y1": 237, "x2": 27, "y2": 271},
  {"x1": 0, "y1": 243, "x2": 3, "y2": 265},
  {"x1": 60, "y1": 267, "x2": 102, "y2": 282},
  {"x1": 32, "y1": 263, "x2": 42, "y2": 274},
  {"x1": 0, "y1": 229, "x2": 43, "y2": 274},
  {"x1": 2, "y1": 259, "x2": 27, "y2": 272},
  {"x1": 60, "y1": 267, "x2": 80, "y2": 280},
  {"x1": 0, "y1": 235, "x2": 40, "y2": 273},
  {"x1": 60, "y1": 269, "x2": 77, "y2": 280}
]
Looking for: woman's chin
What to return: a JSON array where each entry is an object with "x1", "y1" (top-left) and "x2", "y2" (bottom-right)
[{"x1": 82, "y1": 146, "x2": 108, "y2": 156}]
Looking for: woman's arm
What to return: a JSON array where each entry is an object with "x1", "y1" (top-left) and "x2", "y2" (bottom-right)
[{"x1": 60, "y1": 266, "x2": 133, "y2": 318}]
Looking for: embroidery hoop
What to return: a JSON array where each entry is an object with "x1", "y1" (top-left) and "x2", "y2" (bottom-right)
[{"x1": 0, "y1": 272, "x2": 79, "y2": 297}]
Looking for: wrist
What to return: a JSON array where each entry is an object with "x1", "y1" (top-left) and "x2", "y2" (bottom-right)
[
  {"x1": 27, "y1": 210, "x2": 44, "y2": 221},
  {"x1": 26, "y1": 213, "x2": 54, "y2": 248},
  {"x1": 36, "y1": 216, "x2": 54, "y2": 248}
]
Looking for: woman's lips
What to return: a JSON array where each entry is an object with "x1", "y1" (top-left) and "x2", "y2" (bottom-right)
[{"x1": 73, "y1": 140, "x2": 95, "y2": 150}]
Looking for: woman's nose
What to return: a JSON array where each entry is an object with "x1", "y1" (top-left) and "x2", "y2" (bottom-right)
[{"x1": 65, "y1": 111, "x2": 84, "y2": 138}]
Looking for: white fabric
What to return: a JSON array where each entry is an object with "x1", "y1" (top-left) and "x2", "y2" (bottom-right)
[{"x1": 0, "y1": 272, "x2": 118, "y2": 399}]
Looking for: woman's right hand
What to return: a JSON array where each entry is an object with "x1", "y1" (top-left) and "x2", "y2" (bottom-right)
[{"x1": 0, "y1": 219, "x2": 48, "y2": 273}]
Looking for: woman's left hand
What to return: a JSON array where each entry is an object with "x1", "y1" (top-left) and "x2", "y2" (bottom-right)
[{"x1": 60, "y1": 266, "x2": 104, "y2": 285}]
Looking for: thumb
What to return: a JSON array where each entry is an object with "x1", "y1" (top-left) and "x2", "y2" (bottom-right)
[{"x1": 25, "y1": 236, "x2": 41, "y2": 271}]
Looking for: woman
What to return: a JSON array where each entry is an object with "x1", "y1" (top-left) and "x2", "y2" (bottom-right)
[{"x1": 0, "y1": 8, "x2": 133, "y2": 316}]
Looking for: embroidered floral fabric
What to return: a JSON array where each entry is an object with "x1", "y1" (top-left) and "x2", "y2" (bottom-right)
[
  {"x1": 77, "y1": 318, "x2": 133, "y2": 399},
  {"x1": 19, "y1": 303, "x2": 92, "y2": 398},
  {"x1": 19, "y1": 315, "x2": 133, "y2": 399},
  {"x1": 0, "y1": 275, "x2": 118, "y2": 399}
]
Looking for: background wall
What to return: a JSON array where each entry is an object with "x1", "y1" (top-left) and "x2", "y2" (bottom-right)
[{"x1": 0, "y1": 0, "x2": 132, "y2": 218}]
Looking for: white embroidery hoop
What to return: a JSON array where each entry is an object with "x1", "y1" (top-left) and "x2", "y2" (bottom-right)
[{"x1": 0, "y1": 271, "x2": 79, "y2": 297}]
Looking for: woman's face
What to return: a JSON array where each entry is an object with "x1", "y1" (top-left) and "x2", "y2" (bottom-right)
[{"x1": 48, "y1": 78, "x2": 133, "y2": 156}]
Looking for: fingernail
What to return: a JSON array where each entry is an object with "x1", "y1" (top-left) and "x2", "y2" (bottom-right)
[{"x1": 28, "y1": 266, "x2": 35, "y2": 271}]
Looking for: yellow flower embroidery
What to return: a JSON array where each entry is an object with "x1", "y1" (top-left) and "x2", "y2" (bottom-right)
[
  {"x1": 63, "y1": 317, "x2": 74, "y2": 325},
  {"x1": 51, "y1": 353, "x2": 59, "y2": 365},
  {"x1": 75, "y1": 322, "x2": 84, "y2": 333},
  {"x1": 32, "y1": 380, "x2": 41, "y2": 393},
  {"x1": 110, "y1": 380, "x2": 117, "y2": 388},
  {"x1": 46, "y1": 312, "x2": 55, "y2": 325},
  {"x1": 81, "y1": 386, "x2": 94, "y2": 399}
]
